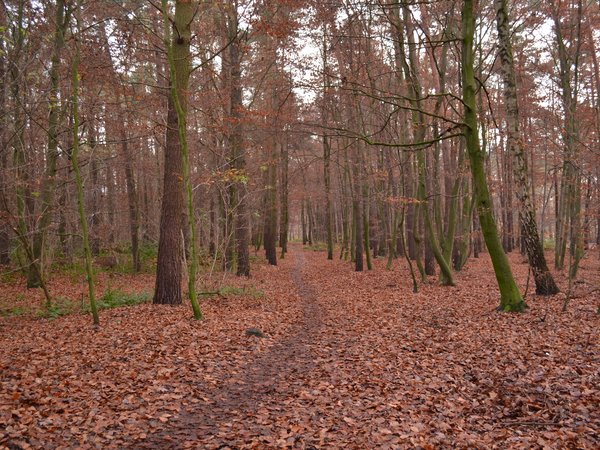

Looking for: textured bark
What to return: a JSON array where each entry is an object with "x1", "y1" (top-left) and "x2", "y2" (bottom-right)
[
  {"x1": 154, "y1": 0, "x2": 196, "y2": 306},
  {"x1": 494, "y1": 0, "x2": 559, "y2": 295},
  {"x1": 153, "y1": 90, "x2": 184, "y2": 305},
  {"x1": 462, "y1": 0, "x2": 525, "y2": 312}
]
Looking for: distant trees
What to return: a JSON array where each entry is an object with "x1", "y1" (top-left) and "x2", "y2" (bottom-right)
[{"x1": 0, "y1": 0, "x2": 598, "y2": 319}]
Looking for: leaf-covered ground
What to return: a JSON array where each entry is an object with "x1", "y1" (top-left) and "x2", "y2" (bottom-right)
[{"x1": 1, "y1": 245, "x2": 598, "y2": 449}]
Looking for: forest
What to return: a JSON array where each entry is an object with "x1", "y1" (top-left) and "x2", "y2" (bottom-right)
[{"x1": 0, "y1": 0, "x2": 598, "y2": 448}]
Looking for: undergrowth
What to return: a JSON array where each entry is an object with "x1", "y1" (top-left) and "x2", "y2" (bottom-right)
[{"x1": 201, "y1": 285, "x2": 265, "y2": 299}]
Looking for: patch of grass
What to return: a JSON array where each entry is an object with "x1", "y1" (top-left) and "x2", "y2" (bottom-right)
[
  {"x1": 51, "y1": 259, "x2": 87, "y2": 280},
  {"x1": 543, "y1": 238, "x2": 555, "y2": 250},
  {"x1": 140, "y1": 243, "x2": 158, "y2": 259},
  {"x1": 95, "y1": 288, "x2": 152, "y2": 310},
  {"x1": 38, "y1": 297, "x2": 74, "y2": 319},
  {"x1": 0, "y1": 305, "x2": 28, "y2": 317},
  {"x1": 202, "y1": 285, "x2": 265, "y2": 299},
  {"x1": 304, "y1": 242, "x2": 328, "y2": 252}
]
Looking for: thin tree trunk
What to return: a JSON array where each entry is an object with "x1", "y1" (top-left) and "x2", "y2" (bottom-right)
[
  {"x1": 71, "y1": 17, "x2": 99, "y2": 325},
  {"x1": 27, "y1": 0, "x2": 69, "y2": 286},
  {"x1": 494, "y1": 0, "x2": 559, "y2": 295},
  {"x1": 352, "y1": 146, "x2": 364, "y2": 272},
  {"x1": 462, "y1": 0, "x2": 525, "y2": 311},
  {"x1": 279, "y1": 137, "x2": 289, "y2": 259}
]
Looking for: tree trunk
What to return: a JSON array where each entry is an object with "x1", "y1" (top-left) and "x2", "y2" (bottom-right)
[
  {"x1": 322, "y1": 28, "x2": 334, "y2": 260},
  {"x1": 225, "y1": 5, "x2": 250, "y2": 276},
  {"x1": 154, "y1": 0, "x2": 190, "y2": 306},
  {"x1": 159, "y1": 0, "x2": 202, "y2": 319},
  {"x1": 552, "y1": 2, "x2": 583, "y2": 276},
  {"x1": 89, "y1": 119, "x2": 101, "y2": 257},
  {"x1": 279, "y1": 137, "x2": 289, "y2": 259},
  {"x1": 494, "y1": 0, "x2": 559, "y2": 295},
  {"x1": 462, "y1": 0, "x2": 525, "y2": 312},
  {"x1": 352, "y1": 147, "x2": 364, "y2": 272},
  {"x1": 263, "y1": 139, "x2": 278, "y2": 266},
  {"x1": 71, "y1": 17, "x2": 99, "y2": 325},
  {"x1": 27, "y1": 0, "x2": 69, "y2": 286}
]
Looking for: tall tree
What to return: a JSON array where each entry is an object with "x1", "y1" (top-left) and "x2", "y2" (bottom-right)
[
  {"x1": 551, "y1": 0, "x2": 584, "y2": 278},
  {"x1": 26, "y1": 0, "x2": 70, "y2": 286},
  {"x1": 224, "y1": 0, "x2": 250, "y2": 276},
  {"x1": 462, "y1": 0, "x2": 525, "y2": 312},
  {"x1": 154, "y1": 0, "x2": 203, "y2": 322},
  {"x1": 494, "y1": 0, "x2": 559, "y2": 295},
  {"x1": 71, "y1": 5, "x2": 99, "y2": 325}
]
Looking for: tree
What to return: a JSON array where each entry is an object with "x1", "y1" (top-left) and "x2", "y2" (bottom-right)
[
  {"x1": 71, "y1": 5, "x2": 99, "y2": 325},
  {"x1": 223, "y1": 0, "x2": 250, "y2": 276},
  {"x1": 154, "y1": 0, "x2": 203, "y2": 322},
  {"x1": 26, "y1": 0, "x2": 70, "y2": 287},
  {"x1": 494, "y1": 0, "x2": 559, "y2": 295},
  {"x1": 462, "y1": 0, "x2": 525, "y2": 312}
]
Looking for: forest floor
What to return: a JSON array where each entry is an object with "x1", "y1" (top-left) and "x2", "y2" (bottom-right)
[{"x1": 0, "y1": 245, "x2": 599, "y2": 449}]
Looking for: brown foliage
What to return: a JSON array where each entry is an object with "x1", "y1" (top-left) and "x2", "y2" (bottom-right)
[{"x1": 0, "y1": 246, "x2": 598, "y2": 448}]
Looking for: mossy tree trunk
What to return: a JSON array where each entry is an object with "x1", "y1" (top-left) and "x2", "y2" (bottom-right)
[
  {"x1": 159, "y1": 0, "x2": 202, "y2": 319},
  {"x1": 462, "y1": 0, "x2": 525, "y2": 312},
  {"x1": 71, "y1": 15, "x2": 99, "y2": 325}
]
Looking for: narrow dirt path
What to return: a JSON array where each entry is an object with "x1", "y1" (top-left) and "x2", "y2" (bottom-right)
[
  {"x1": 137, "y1": 245, "x2": 600, "y2": 449},
  {"x1": 146, "y1": 248, "x2": 325, "y2": 449}
]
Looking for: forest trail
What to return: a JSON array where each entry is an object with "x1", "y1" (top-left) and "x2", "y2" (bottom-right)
[
  {"x1": 144, "y1": 245, "x2": 599, "y2": 449},
  {"x1": 152, "y1": 248, "x2": 326, "y2": 448},
  {"x1": 1, "y1": 245, "x2": 598, "y2": 449}
]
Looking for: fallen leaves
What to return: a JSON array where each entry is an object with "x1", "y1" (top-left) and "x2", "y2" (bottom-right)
[{"x1": 0, "y1": 245, "x2": 598, "y2": 448}]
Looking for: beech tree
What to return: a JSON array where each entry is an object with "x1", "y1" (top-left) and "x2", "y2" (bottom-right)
[
  {"x1": 494, "y1": 0, "x2": 559, "y2": 295},
  {"x1": 463, "y1": 0, "x2": 525, "y2": 312}
]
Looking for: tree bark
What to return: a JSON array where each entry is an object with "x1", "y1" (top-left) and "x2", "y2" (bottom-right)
[
  {"x1": 462, "y1": 0, "x2": 525, "y2": 311},
  {"x1": 225, "y1": 3, "x2": 250, "y2": 276},
  {"x1": 154, "y1": 0, "x2": 195, "y2": 306},
  {"x1": 494, "y1": 0, "x2": 559, "y2": 295}
]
